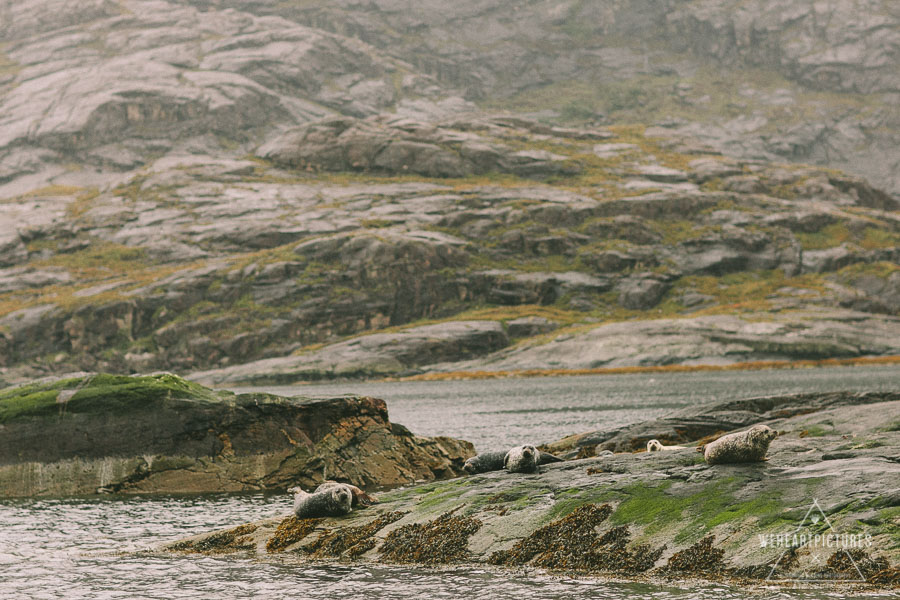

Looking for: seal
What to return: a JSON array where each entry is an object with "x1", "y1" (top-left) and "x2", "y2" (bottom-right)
[
  {"x1": 504, "y1": 444, "x2": 541, "y2": 473},
  {"x1": 315, "y1": 481, "x2": 378, "y2": 507},
  {"x1": 463, "y1": 451, "x2": 507, "y2": 474},
  {"x1": 702, "y1": 424, "x2": 778, "y2": 465},
  {"x1": 289, "y1": 483, "x2": 353, "y2": 518},
  {"x1": 646, "y1": 439, "x2": 688, "y2": 452},
  {"x1": 465, "y1": 448, "x2": 564, "y2": 474}
]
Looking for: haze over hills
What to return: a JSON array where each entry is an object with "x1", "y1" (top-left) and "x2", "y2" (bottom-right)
[{"x1": 0, "y1": 0, "x2": 898, "y2": 384}]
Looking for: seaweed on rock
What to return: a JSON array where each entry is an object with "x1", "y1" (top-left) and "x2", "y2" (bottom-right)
[
  {"x1": 488, "y1": 503, "x2": 665, "y2": 573},
  {"x1": 378, "y1": 509, "x2": 482, "y2": 565}
]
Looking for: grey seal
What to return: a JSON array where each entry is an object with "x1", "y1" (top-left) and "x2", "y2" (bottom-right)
[{"x1": 702, "y1": 424, "x2": 778, "y2": 464}]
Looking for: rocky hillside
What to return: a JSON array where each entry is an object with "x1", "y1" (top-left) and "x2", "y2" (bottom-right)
[
  {"x1": 0, "y1": 0, "x2": 898, "y2": 384},
  {"x1": 2, "y1": 115, "x2": 900, "y2": 384}
]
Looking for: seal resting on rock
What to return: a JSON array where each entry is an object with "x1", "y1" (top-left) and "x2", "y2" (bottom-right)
[
  {"x1": 314, "y1": 481, "x2": 379, "y2": 507},
  {"x1": 465, "y1": 447, "x2": 564, "y2": 474},
  {"x1": 647, "y1": 439, "x2": 688, "y2": 452},
  {"x1": 289, "y1": 482, "x2": 354, "y2": 518},
  {"x1": 702, "y1": 424, "x2": 778, "y2": 464},
  {"x1": 504, "y1": 445, "x2": 542, "y2": 473},
  {"x1": 464, "y1": 451, "x2": 507, "y2": 474}
]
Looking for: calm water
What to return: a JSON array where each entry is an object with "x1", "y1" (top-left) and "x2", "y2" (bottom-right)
[
  {"x1": 2, "y1": 365, "x2": 898, "y2": 599},
  {"x1": 242, "y1": 364, "x2": 900, "y2": 451}
]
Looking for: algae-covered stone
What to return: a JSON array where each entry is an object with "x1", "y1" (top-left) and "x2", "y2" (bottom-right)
[{"x1": 0, "y1": 373, "x2": 474, "y2": 497}]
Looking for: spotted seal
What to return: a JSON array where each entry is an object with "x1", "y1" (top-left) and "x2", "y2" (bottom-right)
[
  {"x1": 314, "y1": 481, "x2": 379, "y2": 507},
  {"x1": 646, "y1": 439, "x2": 688, "y2": 452},
  {"x1": 463, "y1": 451, "x2": 507, "y2": 474},
  {"x1": 289, "y1": 482, "x2": 353, "y2": 518},
  {"x1": 465, "y1": 447, "x2": 563, "y2": 474},
  {"x1": 702, "y1": 424, "x2": 778, "y2": 464}
]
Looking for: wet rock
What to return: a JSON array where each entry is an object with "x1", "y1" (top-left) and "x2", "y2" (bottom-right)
[{"x1": 0, "y1": 373, "x2": 474, "y2": 497}]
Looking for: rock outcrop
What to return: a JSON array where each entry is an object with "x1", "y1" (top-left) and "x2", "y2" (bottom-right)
[
  {"x1": 259, "y1": 115, "x2": 581, "y2": 178},
  {"x1": 0, "y1": 373, "x2": 474, "y2": 497},
  {"x1": 158, "y1": 391, "x2": 900, "y2": 588}
]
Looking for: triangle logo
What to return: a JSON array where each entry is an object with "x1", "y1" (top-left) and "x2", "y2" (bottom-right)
[{"x1": 765, "y1": 498, "x2": 866, "y2": 582}]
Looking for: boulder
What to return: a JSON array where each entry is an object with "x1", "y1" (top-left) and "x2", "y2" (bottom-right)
[{"x1": 617, "y1": 275, "x2": 670, "y2": 310}]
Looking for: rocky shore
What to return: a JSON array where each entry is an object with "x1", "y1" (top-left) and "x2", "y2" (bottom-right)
[
  {"x1": 158, "y1": 389, "x2": 900, "y2": 588},
  {"x1": 0, "y1": 373, "x2": 472, "y2": 497}
]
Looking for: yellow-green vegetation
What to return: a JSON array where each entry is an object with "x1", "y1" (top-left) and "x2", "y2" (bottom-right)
[
  {"x1": 648, "y1": 219, "x2": 718, "y2": 245},
  {"x1": 66, "y1": 187, "x2": 101, "y2": 218},
  {"x1": 795, "y1": 222, "x2": 900, "y2": 252},
  {"x1": 0, "y1": 49, "x2": 19, "y2": 77},
  {"x1": 677, "y1": 270, "x2": 826, "y2": 315},
  {"x1": 795, "y1": 223, "x2": 853, "y2": 250},
  {"x1": 0, "y1": 373, "x2": 226, "y2": 424}
]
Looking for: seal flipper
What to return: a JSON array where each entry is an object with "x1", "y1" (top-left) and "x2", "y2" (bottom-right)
[{"x1": 537, "y1": 451, "x2": 564, "y2": 465}]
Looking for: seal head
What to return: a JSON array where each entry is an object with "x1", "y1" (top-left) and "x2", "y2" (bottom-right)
[
  {"x1": 291, "y1": 483, "x2": 354, "y2": 518},
  {"x1": 504, "y1": 444, "x2": 540, "y2": 473}
]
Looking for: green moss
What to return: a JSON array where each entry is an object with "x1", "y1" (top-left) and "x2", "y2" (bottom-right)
[
  {"x1": 415, "y1": 479, "x2": 471, "y2": 510},
  {"x1": 799, "y1": 425, "x2": 828, "y2": 437},
  {"x1": 606, "y1": 479, "x2": 783, "y2": 544},
  {"x1": 0, "y1": 373, "x2": 228, "y2": 423}
]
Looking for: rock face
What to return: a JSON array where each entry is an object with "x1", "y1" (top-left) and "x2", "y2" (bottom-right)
[
  {"x1": 427, "y1": 309, "x2": 900, "y2": 376},
  {"x1": 0, "y1": 373, "x2": 474, "y2": 497},
  {"x1": 158, "y1": 391, "x2": 900, "y2": 587},
  {"x1": 259, "y1": 116, "x2": 580, "y2": 178},
  {"x1": 193, "y1": 320, "x2": 509, "y2": 385}
]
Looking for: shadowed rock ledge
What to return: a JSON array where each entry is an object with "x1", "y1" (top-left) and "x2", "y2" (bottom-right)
[
  {"x1": 0, "y1": 373, "x2": 473, "y2": 497},
  {"x1": 158, "y1": 391, "x2": 900, "y2": 588}
]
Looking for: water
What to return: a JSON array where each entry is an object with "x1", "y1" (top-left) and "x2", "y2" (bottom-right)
[
  {"x1": 240, "y1": 364, "x2": 900, "y2": 451},
  {"x1": 2, "y1": 365, "x2": 898, "y2": 599}
]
